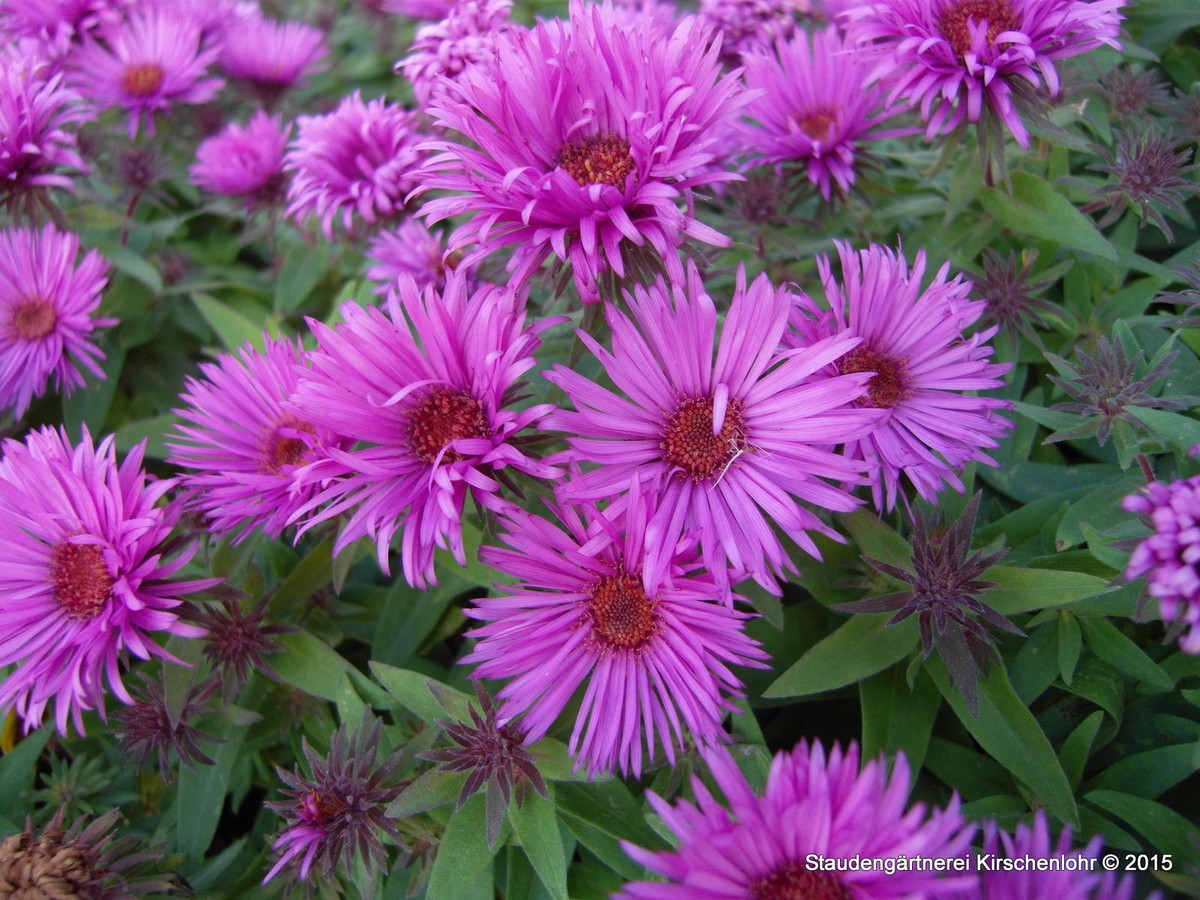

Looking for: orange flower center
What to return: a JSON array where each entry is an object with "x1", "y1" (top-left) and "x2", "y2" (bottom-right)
[
  {"x1": 662, "y1": 395, "x2": 747, "y2": 481},
  {"x1": 588, "y1": 572, "x2": 656, "y2": 650},
  {"x1": 51, "y1": 542, "x2": 113, "y2": 621},
  {"x1": 558, "y1": 133, "x2": 636, "y2": 189},
  {"x1": 406, "y1": 386, "x2": 488, "y2": 464},
  {"x1": 11, "y1": 299, "x2": 57, "y2": 339},
  {"x1": 796, "y1": 107, "x2": 837, "y2": 143},
  {"x1": 122, "y1": 63, "x2": 165, "y2": 98},
  {"x1": 301, "y1": 790, "x2": 345, "y2": 825},
  {"x1": 751, "y1": 860, "x2": 851, "y2": 900},
  {"x1": 261, "y1": 419, "x2": 316, "y2": 475},
  {"x1": 937, "y1": 0, "x2": 1021, "y2": 57},
  {"x1": 840, "y1": 345, "x2": 911, "y2": 409}
]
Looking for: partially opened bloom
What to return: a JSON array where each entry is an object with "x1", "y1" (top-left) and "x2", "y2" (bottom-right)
[
  {"x1": 397, "y1": 0, "x2": 516, "y2": 108},
  {"x1": 0, "y1": 224, "x2": 113, "y2": 419},
  {"x1": 739, "y1": 26, "x2": 895, "y2": 201},
  {"x1": 791, "y1": 242, "x2": 1012, "y2": 511},
  {"x1": 218, "y1": 15, "x2": 327, "y2": 107},
  {"x1": 420, "y1": 0, "x2": 747, "y2": 302},
  {"x1": 264, "y1": 715, "x2": 405, "y2": 885},
  {"x1": 465, "y1": 487, "x2": 767, "y2": 776},
  {"x1": 365, "y1": 219, "x2": 473, "y2": 295},
  {"x1": 288, "y1": 271, "x2": 560, "y2": 587},
  {"x1": 168, "y1": 336, "x2": 348, "y2": 543},
  {"x1": 0, "y1": 427, "x2": 209, "y2": 736},
  {"x1": 547, "y1": 262, "x2": 880, "y2": 594},
  {"x1": 190, "y1": 110, "x2": 290, "y2": 205},
  {"x1": 848, "y1": 0, "x2": 1125, "y2": 147},
  {"x1": 285, "y1": 92, "x2": 427, "y2": 237},
  {"x1": 619, "y1": 741, "x2": 975, "y2": 898},
  {"x1": 960, "y1": 812, "x2": 1133, "y2": 899},
  {"x1": 1124, "y1": 474, "x2": 1200, "y2": 655},
  {"x1": 0, "y1": 46, "x2": 91, "y2": 210},
  {"x1": 71, "y1": 6, "x2": 223, "y2": 138},
  {"x1": 0, "y1": 0, "x2": 129, "y2": 46}
]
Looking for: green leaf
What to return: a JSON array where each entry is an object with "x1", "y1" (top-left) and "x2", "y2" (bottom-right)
[
  {"x1": 859, "y1": 666, "x2": 940, "y2": 781},
  {"x1": 1087, "y1": 744, "x2": 1200, "y2": 799},
  {"x1": 176, "y1": 721, "x2": 243, "y2": 861},
  {"x1": 1077, "y1": 616, "x2": 1173, "y2": 689},
  {"x1": 62, "y1": 348, "x2": 126, "y2": 435},
  {"x1": 103, "y1": 242, "x2": 163, "y2": 293},
  {"x1": 927, "y1": 656, "x2": 1079, "y2": 826},
  {"x1": 1057, "y1": 612, "x2": 1082, "y2": 686},
  {"x1": 978, "y1": 171, "x2": 1117, "y2": 260},
  {"x1": 560, "y1": 816, "x2": 644, "y2": 881},
  {"x1": 275, "y1": 243, "x2": 330, "y2": 314},
  {"x1": 511, "y1": 787, "x2": 568, "y2": 900},
  {"x1": 1055, "y1": 475, "x2": 1145, "y2": 550},
  {"x1": 764, "y1": 614, "x2": 920, "y2": 698},
  {"x1": 273, "y1": 632, "x2": 355, "y2": 702},
  {"x1": 1060, "y1": 710, "x2": 1104, "y2": 792},
  {"x1": 373, "y1": 574, "x2": 468, "y2": 667},
  {"x1": 388, "y1": 768, "x2": 466, "y2": 817},
  {"x1": 555, "y1": 781, "x2": 665, "y2": 852},
  {"x1": 981, "y1": 567, "x2": 1111, "y2": 615},
  {"x1": 270, "y1": 539, "x2": 333, "y2": 612},
  {"x1": 838, "y1": 511, "x2": 911, "y2": 570},
  {"x1": 528, "y1": 738, "x2": 610, "y2": 784},
  {"x1": 0, "y1": 727, "x2": 51, "y2": 801},
  {"x1": 426, "y1": 794, "x2": 500, "y2": 900},
  {"x1": 192, "y1": 292, "x2": 272, "y2": 352},
  {"x1": 924, "y1": 737, "x2": 1014, "y2": 800},
  {"x1": 1126, "y1": 406, "x2": 1200, "y2": 459},
  {"x1": 1085, "y1": 789, "x2": 1200, "y2": 858},
  {"x1": 371, "y1": 663, "x2": 464, "y2": 725},
  {"x1": 1064, "y1": 656, "x2": 1125, "y2": 723}
]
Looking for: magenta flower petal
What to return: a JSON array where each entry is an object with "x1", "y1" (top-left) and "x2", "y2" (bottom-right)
[
  {"x1": 791, "y1": 241, "x2": 1013, "y2": 511},
  {"x1": 465, "y1": 487, "x2": 767, "y2": 777},
  {"x1": 619, "y1": 741, "x2": 976, "y2": 898},
  {"x1": 288, "y1": 271, "x2": 561, "y2": 587},
  {"x1": 546, "y1": 262, "x2": 881, "y2": 593},
  {"x1": 0, "y1": 224, "x2": 113, "y2": 419},
  {"x1": 397, "y1": 0, "x2": 516, "y2": 109},
  {"x1": 218, "y1": 14, "x2": 327, "y2": 107},
  {"x1": 419, "y1": 0, "x2": 747, "y2": 302},
  {"x1": 0, "y1": 427, "x2": 210, "y2": 736},
  {"x1": 191, "y1": 110, "x2": 290, "y2": 203}
]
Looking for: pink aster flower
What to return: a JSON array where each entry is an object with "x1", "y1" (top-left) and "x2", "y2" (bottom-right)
[
  {"x1": 365, "y1": 219, "x2": 474, "y2": 295},
  {"x1": 190, "y1": 110, "x2": 290, "y2": 205},
  {"x1": 546, "y1": 262, "x2": 881, "y2": 595},
  {"x1": 1124, "y1": 474, "x2": 1200, "y2": 655},
  {"x1": 0, "y1": 0, "x2": 129, "y2": 47},
  {"x1": 288, "y1": 271, "x2": 561, "y2": 588},
  {"x1": 397, "y1": 0, "x2": 516, "y2": 109},
  {"x1": 619, "y1": 741, "x2": 975, "y2": 898},
  {"x1": 71, "y1": 6, "x2": 223, "y2": 138},
  {"x1": 0, "y1": 427, "x2": 210, "y2": 736},
  {"x1": 960, "y1": 812, "x2": 1134, "y2": 900},
  {"x1": 0, "y1": 224, "x2": 113, "y2": 419},
  {"x1": 699, "y1": 0, "x2": 812, "y2": 62},
  {"x1": 465, "y1": 486, "x2": 767, "y2": 777},
  {"x1": 419, "y1": 0, "x2": 747, "y2": 303},
  {"x1": 791, "y1": 241, "x2": 1012, "y2": 511},
  {"x1": 739, "y1": 26, "x2": 896, "y2": 201},
  {"x1": 285, "y1": 92, "x2": 427, "y2": 238},
  {"x1": 168, "y1": 336, "x2": 349, "y2": 544},
  {"x1": 379, "y1": 0, "x2": 457, "y2": 20},
  {"x1": 847, "y1": 0, "x2": 1125, "y2": 147},
  {"x1": 0, "y1": 44, "x2": 91, "y2": 210},
  {"x1": 218, "y1": 15, "x2": 327, "y2": 108}
]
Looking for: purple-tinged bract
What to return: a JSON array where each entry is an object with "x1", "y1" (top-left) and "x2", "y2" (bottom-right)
[
  {"x1": 739, "y1": 26, "x2": 895, "y2": 201},
  {"x1": 288, "y1": 271, "x2": 561, "y2": 588},
  {"x1": 285, "y1": 92, "x2": 427, "y2": 238},
  {"x1": 547, "y1": 262, "x2": 880, "y2": 594},
  {"x1": 847, "y1": 0, "x2": 1125, "y2": 146},
  {"x1": 397, "y1": 0, "x2": 516, "y2": 109},
  {"x1": 218, "y1": 15, "x2": 327, "y2": 108},
  {"x1": 0, "y1": 46, "x2": 91, "y2": 209},
  {"x1": 169, "y1": 336, "x2": 348, "y2": 544},
  {"x1": 0, "y1": 427, "x2": 209, "y2": 736},
  {"x1": 190, "y1": 110, "x2": 290, "y2": 204},
  {"x1": 0, "y1": 224, "x2": 112, "y2": 419},
  {"x1": 465, "y1": 487, "x2": 767, "y2": 776},
  {"x1": 792, "y1": 241, "x2": 1012, "y2": 511},
  {"x1": 419, "y1": 0, "x2": 747, "y2": 302},
  {"x1": 70, "y1": 6, "x2": 223, "y2": 138},
  {"x1": 1124, "y1": 475, "x2": 1200, "y2": 654},
  {"x1": 619, "y1": 742, "x2": 975, "y2": 898}
]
